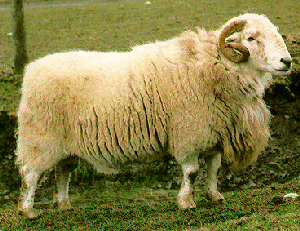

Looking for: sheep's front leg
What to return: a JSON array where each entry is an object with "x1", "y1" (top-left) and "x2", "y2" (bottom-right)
[
  {"x1": 18, "y1": 166, "x2": 41, "y2": 219},
  {"x1": 53, "y1": 160, "x2": 73, "y2": 212},
  {"x1": 204, "y1": 151, "x2": 225, "y2": 204},
  {"x1": 177, "y1": 155, "x2": 199, "y2": 210}
]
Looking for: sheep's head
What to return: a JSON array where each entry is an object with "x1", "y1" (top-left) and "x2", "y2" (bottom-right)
[{"x1": 218, "y1": 13, "x2": 292, "y2": 75}]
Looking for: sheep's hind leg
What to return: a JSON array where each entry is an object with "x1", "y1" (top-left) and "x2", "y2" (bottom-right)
[
  {"x1": 204, "y1": 151, "x2": 225, "y2": 204},
  {"x1": 18, "y1": 165, "x2": 42, "y2": 219},
  {"x1": 53, "y1": 157, "x2": 77, "y2": 212},
  {"x1": 177, "y1": 155, "x2": 199, "y2": 210}
]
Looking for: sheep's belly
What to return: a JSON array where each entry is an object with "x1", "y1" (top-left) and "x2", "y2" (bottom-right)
[
  {"x1": 79, "y1": 147, "x2": 165, "y2": 174},
  {"x1": 74, "y1": 108, "x2": 167, "y2": 174}
]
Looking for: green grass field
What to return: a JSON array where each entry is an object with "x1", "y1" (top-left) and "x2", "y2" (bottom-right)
[
  {"x1": 0, "y1": 0, "x2": 300, "y2": 230},
  {"x1": 0, "y1": 178, "x2": 299, "y2": 230}
]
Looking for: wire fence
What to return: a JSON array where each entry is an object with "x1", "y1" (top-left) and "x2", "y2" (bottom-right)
[{"x1": 1, "y1": 0, "x2": 300, "y2": 63}]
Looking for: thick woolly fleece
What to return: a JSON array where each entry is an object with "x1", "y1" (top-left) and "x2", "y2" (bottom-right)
[{"x1": 16, "y1": 28, "x2": 270, "y2": 174}]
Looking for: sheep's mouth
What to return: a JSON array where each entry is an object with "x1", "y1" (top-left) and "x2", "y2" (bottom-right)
[
  {"x1": 272, "y1": 68, "x2": 292, "y2": 76},
  {"x1": 274, "y1": 67, "x2": 291, "y2": 72}
]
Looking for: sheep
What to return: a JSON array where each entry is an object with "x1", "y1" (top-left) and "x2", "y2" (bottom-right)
[{"x1": 16, "y1": 13, "x2": 292, "y2": 219}]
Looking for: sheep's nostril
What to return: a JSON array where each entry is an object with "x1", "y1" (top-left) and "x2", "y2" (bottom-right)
[{"x1": 280, "y1": 57, "x2": 292, "y2": 68}]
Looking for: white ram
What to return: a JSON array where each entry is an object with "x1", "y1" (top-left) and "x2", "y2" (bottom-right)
[{"x1": 16, "y1": 13, "x2": 292, "y2": 219}]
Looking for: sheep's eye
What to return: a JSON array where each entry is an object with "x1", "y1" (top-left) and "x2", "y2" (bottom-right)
[{"x1": 247, "y1": 37, "x2": 255, "y2": 42}]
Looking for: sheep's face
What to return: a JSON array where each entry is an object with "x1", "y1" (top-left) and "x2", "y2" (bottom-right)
[
  {"x1": 222, "y1": 14, "x2": 292, "y2": 75},
  {"x1": 235, "y1": 17, "x2": 292, "y2": 75}
]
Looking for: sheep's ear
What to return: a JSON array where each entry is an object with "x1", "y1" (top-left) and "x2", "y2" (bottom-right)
[{"x1": 219, "y1": 20, "x2": 250, "y2": 63}]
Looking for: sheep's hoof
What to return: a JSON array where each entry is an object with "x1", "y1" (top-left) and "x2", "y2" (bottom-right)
[
  {"x1": 204, "y1": 191, "x2": 226, "y2": 204},
  {"x1": 177, "y1": 194, "x2": 197, "y2": 210},
  {"x1": 56, "y1": 200, "x2": 73, "y2": 212},
  {"x1": 18, "y1": 208, "x2": 41, "y2": 220}
]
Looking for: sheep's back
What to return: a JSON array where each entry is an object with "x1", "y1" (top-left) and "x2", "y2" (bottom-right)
[{"x1": 21, "y1": 51, "x2": 132, "y2": 118}]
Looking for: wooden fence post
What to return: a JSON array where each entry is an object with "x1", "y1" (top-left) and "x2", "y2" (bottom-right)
[{"x1": 12, "y1": 0, "x2": 28, "y2": 75}]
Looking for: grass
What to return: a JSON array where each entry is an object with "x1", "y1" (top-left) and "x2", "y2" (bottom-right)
[{"x1": 0, "y1": 178, "x2": 299, "y2": 230}]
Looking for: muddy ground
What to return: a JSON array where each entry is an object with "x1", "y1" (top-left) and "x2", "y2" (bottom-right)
[{"x1": 0, "y1": 34, "x2": 299, "y2": 202}]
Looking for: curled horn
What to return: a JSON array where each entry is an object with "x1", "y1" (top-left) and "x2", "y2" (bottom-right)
[{"x1": 218, "y1": 20, "x2": 250, "y2": 63}]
